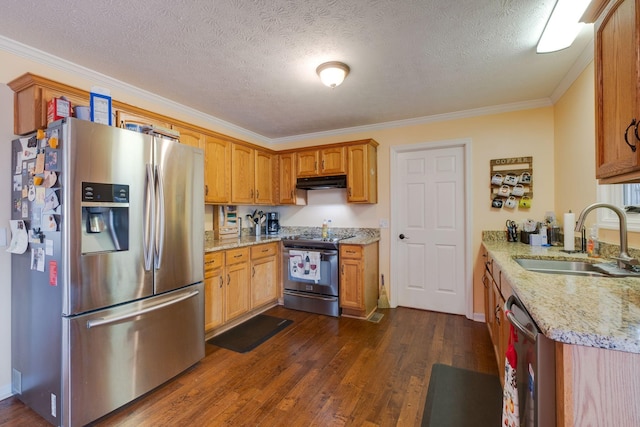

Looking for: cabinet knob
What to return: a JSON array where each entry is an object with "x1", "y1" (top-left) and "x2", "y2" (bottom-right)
[
  {"x1": 624, "y1": 119, "x2": 638, "y2": 152},
  {"x1": 399, "y1": 234, "x2": 409, "y2": 240},
  {"x1": 219, "y1": 276, "x2": 223, "y2": 288}
]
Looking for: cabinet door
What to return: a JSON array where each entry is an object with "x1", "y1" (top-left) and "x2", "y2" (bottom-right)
[
  {"x1": 115, "y1": 110, "x2": 171, "y2": 129},
  {"x1": 297, "y1": 149, "x2": 319, "y2": 177},
  {"x1": 255, "y1": 149, "x2": 274, "y2": 204},
  {"x1": 340, "y1": 258, "x2": 363, "y2": 310},
  {"x1": 251, "y1": 256, "x2": 278, "y2": 308},
  {"x1": 347, "y1": 144, "x2": 377, "y2": 203},
  {"x1": 595, "y1": 0, "x2": 640, "y2": 180},
  {"x1": 231, "y1": 144, "x2": 255, "y2": 204},
  {"x1": 172, "y1": 125, "x2": 205, "y2": 149},
  {"x1": 278, "y1": 153, "x2": 297, "y2": 204},
  {"x1": 205, "y1": 136, "x2": 231, "y2": 204},
  {"x1": 225, "y1": 261, "x2": 250, "y2": 321},
  {"x1": 204, "y1": 252, "x2": 225, "y2": 331},
  {"x1": 204, "y1": 269, "x2": 225, "y2": 330},
  {"x1": 320, "y1": 147, "x2": 346, "y2": 175}
]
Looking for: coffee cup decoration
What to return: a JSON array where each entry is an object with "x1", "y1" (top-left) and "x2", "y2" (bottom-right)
[{"x1": 489, "y1": 156, "x2": 533, "y2": 211}]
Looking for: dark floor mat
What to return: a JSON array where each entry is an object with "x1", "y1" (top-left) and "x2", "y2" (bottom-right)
[
  {"x1": 207, "y1": 314, "x2": 293, "y2": 353},
  {"x1": 422, "y1": 363, "x2": 502, "y2": 427}
]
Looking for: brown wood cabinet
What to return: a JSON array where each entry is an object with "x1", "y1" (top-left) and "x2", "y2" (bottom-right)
[
  {"x1": 205, "y1": 135, "x2": 231, "y2": 204},
  {"x1": 278, "y1": 153, "x2": 297, "y2": 204},
  {"x1": 115, "y1": 109, "x2": 170, "y2": 129},
  {"x1": 250, "y1": 243, "x2": 279, "y2": 308},
  {"x1": 204, "y1": 251, "x2": 225, "y2": 331},
  {"x1": 8, "y1": 73, "x2": 376, "y2": 205},
  {"x1": 8, "y1": 73, "x2": 90, "y2": 135},
  {"x1": 297, "y1": 147, "x2": 346, "y2": 177},
  {"x1": 172, "y1": 124, "x2": 205, "y2": 150},
  {"x1": 481, "y1": 245, "x2": 511, "y2": 386},
  {"x1": 595, "y1": 0, "x2": 640, "y2": 182},
  {"x1": 347, "y1": 142, "x2": 378, "y2": 203},
  {"x1": 224, "y1": 247, "x2": 251, "y2": 322},
  {"x1": 339, "y1": 242, "x2": 379, "y2": 319},
  {"x1": 205, "y1": 243, "x2": 279, "y2": 333},
  {"x1": 231, "y1": 144, "x2": 274, "y2": 204}
]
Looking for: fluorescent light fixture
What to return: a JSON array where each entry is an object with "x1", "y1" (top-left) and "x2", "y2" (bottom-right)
[
  {"x1": 316, "y1": 61, "x2": 350, "y2": 88},
  {"x1": 537, "y1": 0, "x2": 592, "y2": 53}
]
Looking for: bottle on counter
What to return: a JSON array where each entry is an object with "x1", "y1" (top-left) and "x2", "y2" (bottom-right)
[
  {"x1": 587, "y1": 226, "x2": 600, "y2": 257},
  {"x1": 322, "y1": 219, "x2": 328, "y2": 239}
]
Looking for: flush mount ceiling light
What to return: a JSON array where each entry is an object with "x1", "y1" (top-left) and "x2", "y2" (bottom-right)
[
  {"x1": 537, "y1": 0, "x2": 592, "y2": 53},
  {"x1": 316, "y1": 61, "x2": 350, "y2": 88}
]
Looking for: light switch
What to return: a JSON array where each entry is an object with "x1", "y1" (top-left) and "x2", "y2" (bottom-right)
[{"x1": 0, "y1": 227, "x2": 7, "y2": 247}]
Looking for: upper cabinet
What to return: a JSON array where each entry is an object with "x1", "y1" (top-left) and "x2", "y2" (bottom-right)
[
  {"x1": 347, "y1": 141, "x2": 378, "y2": 203},
  {"x1": 8, "y1": 73, "x2": 89, "y2": 135},
  {"x1": 230, "y1": 144, "x2": 274, "y2": 205},
  {"x1": 8, "y1": 73, "x2": 376, "y2": 205},
  {"x1": 205, "y1": 135, "x2": 231, "y2": 204},
  {"x1": 594, "y1": 0, "x2": 640, "y2": 183},
  {"x1": 297, "y1": 147, "x2": 346, "y2": 177}
]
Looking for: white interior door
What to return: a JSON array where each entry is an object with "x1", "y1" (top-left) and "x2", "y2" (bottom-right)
[{"x1": 396, "y1": 145, "x2": 466, "y2": 314}]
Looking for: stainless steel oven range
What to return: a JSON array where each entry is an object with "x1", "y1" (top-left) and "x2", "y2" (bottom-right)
[{"x1": 282, "y1": 234, "x2": 351, "y2": 317}]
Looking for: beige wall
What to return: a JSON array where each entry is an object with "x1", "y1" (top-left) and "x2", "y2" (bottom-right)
[
  {"x1": 0, "y1": 46, "x2": 599, "y2": 397},
  {"x1": 276, "y1": 107, "x2": 556, "y2": 317},
  {"x1": 554, "y1": 62, "x2": 598, "y2": 226}
]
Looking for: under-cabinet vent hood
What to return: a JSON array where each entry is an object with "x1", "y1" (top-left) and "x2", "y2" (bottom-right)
[{"x1": 296, "y1": 175, "x2": 347, "y2": 190}]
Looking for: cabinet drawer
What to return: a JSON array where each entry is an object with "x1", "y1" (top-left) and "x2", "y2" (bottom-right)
[
  {"x1": 226, "y1": 247, "x2": 250, "y2": 265},
  {"x1": 251, "y1": 242, "x2": 278, "y2": 259},
  {"x1": 204, "y1": 252, "x2": 224, "y2": 276},
  {"x1": 340, "y1": 245, "x2": 363, "y2": 259}
]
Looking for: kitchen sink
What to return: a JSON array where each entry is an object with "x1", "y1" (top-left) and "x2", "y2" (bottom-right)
[{"x1": 514, "y1": 258, "x2": 608, "y2": 277}]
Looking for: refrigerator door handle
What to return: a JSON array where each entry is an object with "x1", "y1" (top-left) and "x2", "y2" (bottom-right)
[
  {"x1": 86, "y1": 290, "x2": 200, "y2": 329},
  {"x1": 154, "y1": 164, "x2": 165, "y2": 270},
  {"x1": 505, "y1": 295, "x2": 537, "y2": 342},
  {"x1": 144, "y1": 164, "x2": 155, "y2": 271}
]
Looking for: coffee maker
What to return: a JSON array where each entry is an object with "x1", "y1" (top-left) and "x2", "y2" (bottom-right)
[{"x1": 266, "y1": 212, "x2": 280, "y2": 234}]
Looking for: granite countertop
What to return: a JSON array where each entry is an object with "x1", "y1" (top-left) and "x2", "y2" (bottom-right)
[
  {"x1": 204, "y1": 227, "x2": 381, "y2": 253},
  {"x1": 482, "y1": 240, "x2": 640, "y2": 354}
]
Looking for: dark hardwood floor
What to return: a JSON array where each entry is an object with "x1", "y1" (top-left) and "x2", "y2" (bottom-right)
[{"x1": 0, "y1": 306, "x2": 498, "y2": 426}]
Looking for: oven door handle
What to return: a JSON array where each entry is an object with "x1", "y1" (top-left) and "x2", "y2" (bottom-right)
[
  {"x1": 284, "y1": 290, "x2": 338, "y2": 301},
  {"x1": 283, "y1": 250, "x2": 338, "y2": 258}
]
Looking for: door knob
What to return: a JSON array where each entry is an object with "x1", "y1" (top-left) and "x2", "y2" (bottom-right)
[{"x1": 399, "y1": 234, "x2": 409, "y2": 240}]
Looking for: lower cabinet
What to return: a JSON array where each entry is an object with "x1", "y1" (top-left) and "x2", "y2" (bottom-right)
[
  {"x1": 339, "y1": 242, "x2": 379, "y2": 318},
  {"x1": 204, "y1": 243, "x2": 280, "y2": 333},
  {"x1": 224, "y1": 247, "x2": 251, "y2": 321},
  {"x1": 204, "y1": 251, "x2": 225, "y2": 331},
  {"x1": 482, "y1": 246, "x2": 511, "y2": 386},
  {"x1": 250, "y1": 243, "x2": 279, "y2": 308}
]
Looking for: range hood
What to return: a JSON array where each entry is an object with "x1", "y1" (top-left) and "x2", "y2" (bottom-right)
[{"x1": 296, "y1": 175, "x2": 347, "y2": 190}]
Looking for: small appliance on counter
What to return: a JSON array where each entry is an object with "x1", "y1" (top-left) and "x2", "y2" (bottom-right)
[{"x1": 266, "y1": 211, "x2": 280, "y2": 234}]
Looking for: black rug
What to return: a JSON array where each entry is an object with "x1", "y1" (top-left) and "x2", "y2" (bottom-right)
[
  {"x1": 422, "y1": 363, "x2": 502, "y2": 427},
  {"x1": 207, "y1": 314, "x2": 293, "y2": 353}
]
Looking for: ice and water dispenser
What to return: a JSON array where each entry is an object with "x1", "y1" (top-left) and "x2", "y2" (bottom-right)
[{"x1": 81, "y1": 182, "x2": 129, "y2": 253}]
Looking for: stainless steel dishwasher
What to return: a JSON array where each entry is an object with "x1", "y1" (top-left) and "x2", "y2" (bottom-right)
[{"x1": 505, "y1": 294, "x2": 556, "y2": 427}]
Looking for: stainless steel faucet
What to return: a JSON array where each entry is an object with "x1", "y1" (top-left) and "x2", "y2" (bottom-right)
[{"x1": 574, "y1": 203, "x2": 638, "y2": 269}]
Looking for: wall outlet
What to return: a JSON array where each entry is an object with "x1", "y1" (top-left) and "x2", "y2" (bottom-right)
[{"x1": 379, "y1": 219, "x2": 389, "y2": 228}]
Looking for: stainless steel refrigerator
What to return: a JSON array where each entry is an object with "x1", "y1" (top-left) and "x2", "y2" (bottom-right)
[{"x1": 10, "y1": 118, "x2": 205, "y2": 426}]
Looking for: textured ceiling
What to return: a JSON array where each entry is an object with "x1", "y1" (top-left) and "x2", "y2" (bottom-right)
[{"x1": 0, "y1": 0, "x2": 593, "y2": 140}]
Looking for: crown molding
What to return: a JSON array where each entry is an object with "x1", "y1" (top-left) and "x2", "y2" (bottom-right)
[
  {"x1": 271, "y1": 98, "x2": 553, "y2": 144},
  {"x1": 0, "y1": 35, "x2": 270, "y2": 145},
  {"x1": 550, "y1": 37, "x2": 594, "y2": 103},
  {"x1": 2, "y1": 35, "x2": 584, "y2": 146}
]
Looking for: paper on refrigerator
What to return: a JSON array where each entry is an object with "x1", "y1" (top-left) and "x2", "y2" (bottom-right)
[{"x1": 7, "y1": 220, "x2": 28, "y2": 254}]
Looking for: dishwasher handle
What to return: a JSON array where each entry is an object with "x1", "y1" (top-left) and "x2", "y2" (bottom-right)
[{"x1": 504, "y1": 295, "x2": 537, "y2": 342}]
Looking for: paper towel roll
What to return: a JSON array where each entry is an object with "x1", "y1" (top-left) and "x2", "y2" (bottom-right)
[{"x1": 564, "y1": 212, "x2": 575, "y2": 251}]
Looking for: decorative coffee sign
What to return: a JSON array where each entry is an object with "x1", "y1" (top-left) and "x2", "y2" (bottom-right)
[{"x1": 489, "y1": 157, "x2": 533, "y2": 209}]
